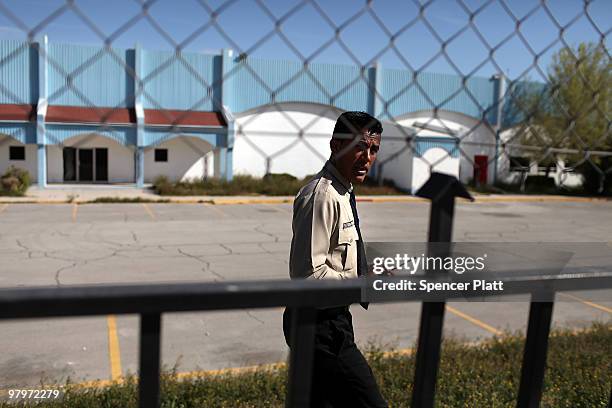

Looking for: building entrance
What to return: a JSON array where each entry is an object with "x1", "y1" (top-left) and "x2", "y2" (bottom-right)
[{"x1": 63, "y1": 147, "x2": 108, "y2": 182}]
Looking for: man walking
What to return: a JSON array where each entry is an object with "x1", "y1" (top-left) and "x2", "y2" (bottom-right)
[{"x1": 283, "y1": 111, "x2": 388, "y2": 407}]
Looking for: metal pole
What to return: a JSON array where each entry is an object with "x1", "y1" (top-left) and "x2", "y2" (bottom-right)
[
  {"x1": 516, "y1": 301, "x2": 554, "y2": 408},
  {"x1": 412, "y1": 173, "x2": 472, "y2": 408},
  {"x1": 139, "y1": 313, "x2": 162, "y2": 408},
  {"x1": 286, "y1": 307, "x2": 317, "y2": 408}
]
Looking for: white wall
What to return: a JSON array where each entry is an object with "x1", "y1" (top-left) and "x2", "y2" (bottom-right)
[
  {"x1": 144, "y1": 136, "x2": 214, "y2": 183},
  {"x1": 394, "y1": 111, "x2": 496, "y2": 185},
  {"x1": 375, "y1": 122, "x2": 414, "y2": 191},
  {"x1": 0, "y1": 135, "x2": 37, "y2": 183},
  {"x1": 412, "y1": 147, "x2": 460, "y2": 193},
  {"x1": 233, "y1": 106, "x2": 499, "y2": 190},
  {"x1": 47, "y1": 133, "x2": 135, "y2": 183},
  {"x1": 234, "y1": 103, "x2": 342, "y2": 179}
]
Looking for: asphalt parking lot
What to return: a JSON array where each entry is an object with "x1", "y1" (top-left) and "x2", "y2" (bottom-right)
[{"x1": 0, "y1": 200, "x2": 610, "y2": 388}]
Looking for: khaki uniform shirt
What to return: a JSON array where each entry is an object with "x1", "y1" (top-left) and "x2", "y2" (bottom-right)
[{"x1": 290, "y1": 161, "x2": 360, "y2": 280}]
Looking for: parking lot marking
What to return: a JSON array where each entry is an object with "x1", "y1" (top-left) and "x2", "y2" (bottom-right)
[
  {"x1": 203, "y1": 203, "x2": 227, "y2": 217},
  {"x1": 142, "y1": 203, "x2": 156, "y2": 220},
  {"x1": 559, "y1": 293, "x2": 612, "y2": 314},
  {"x1": 71, "y1": 204, "x2": 78, "y2": 222},
  {"x1": 446, "y1": 305, "x2": 502, "y2": 336},
  {"x1": 106, "y1": 315, "x2": 123, "y2": 381},
  {"x1": 0, "y1": 204, "x2": 7, "y2": 214}
]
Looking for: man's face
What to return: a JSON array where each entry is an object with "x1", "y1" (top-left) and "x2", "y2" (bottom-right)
[{"x1": 331, "y1": 130, "x2": 381, "y2": 184}]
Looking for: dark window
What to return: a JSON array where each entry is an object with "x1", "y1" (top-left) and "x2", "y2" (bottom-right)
[
  {"x1": 509, "y1": 156, "x2": 530, "y2": 172},
  {"x1": 537, "y1": 160, "x2": 557, "y2": 173},
  {"x1": 9, "y1": 146, "x2": 25, "y2": 161},
  {"x1": 95, "y1": 148, "x2": 108, "y2": 182},
  {"x1": 154, "y1": 149, "x2": 168, "y2": 162}
]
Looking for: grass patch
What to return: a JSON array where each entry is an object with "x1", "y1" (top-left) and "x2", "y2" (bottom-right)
[
  {"x1": 468, "y1": 178, "x2": 610, "y2": 197},
  {"x1": 5, "y1": 322, "x2": 610, "y2": 407},
  {"x1": 153, "y1": 174, "x2": 405, "y2": 196}
]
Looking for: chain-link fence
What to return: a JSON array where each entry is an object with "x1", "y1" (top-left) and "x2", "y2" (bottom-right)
[{"x1": 0, "y1": 0, "x2": 610, "y2": 194}]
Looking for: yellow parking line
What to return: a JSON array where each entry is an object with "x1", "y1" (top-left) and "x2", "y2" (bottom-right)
[
  {"x1": 559, "y1": 293, "x2": 612, "y2": 314},
  {"x1": 0, "y1": 203, "x2": 7, "y2": 214},
  {"x1": 203, "y1": 203, "x2": 227, "y2": 217},
  {"x1": 142, "y1": 203, "x2": 156, "y2": 220},
  {"x1": 106, "y1": 315, "x2": 123, "y2": 381},
  {"x1": 71, "y1": 204, "x2": 78, "y2": 222},
  {"x1": 446, "y1": 305, "x2": 502, "y2": 336}
]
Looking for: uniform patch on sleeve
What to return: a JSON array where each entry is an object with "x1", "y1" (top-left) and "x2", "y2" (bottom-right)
[{"x1": 343, "y1": 220, "x2": 354, "y2": 229}]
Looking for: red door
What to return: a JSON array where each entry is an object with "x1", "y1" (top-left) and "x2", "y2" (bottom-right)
[{"x1": 473, "y1": 155, "x2": 488, "y2": 185}]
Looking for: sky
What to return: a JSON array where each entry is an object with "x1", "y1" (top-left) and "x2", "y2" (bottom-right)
[{"x1": 0, "y1": 0, "x2": 609, "y2": 82}]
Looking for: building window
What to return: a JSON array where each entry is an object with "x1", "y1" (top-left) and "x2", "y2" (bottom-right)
[
  {"x1": 154, "y1": 149, "x2": 168, "y2": 162},
  {"x1": 9, "y1": 146, "x2": 25, "y2": 161},
  {"x1": 509, "y1": 156, "x2": 529, "y2": 172}
]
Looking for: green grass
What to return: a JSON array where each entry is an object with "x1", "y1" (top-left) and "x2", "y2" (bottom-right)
[
  {"x1": 152, "y1": 174, "x2": 405, "y2": 196},
  {"x1": 4, "y1": 322, "x2": 609, "y2": 407}
]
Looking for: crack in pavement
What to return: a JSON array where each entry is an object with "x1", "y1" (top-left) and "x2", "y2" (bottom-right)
[
  {"x1": 257, "y1": 242, "x2": 274, "y2": 255},
  {"x1": 15, "y1": 239, "x2": 35, "y2": 259},
  {"x1": 219, "y1": 244, "x2": 233, "y2": 255},
  {"x1": 253, "y1": 224, "x2": 280, "y2": 243},
  {"x1": 54, "y1": 262, "x2": 78, "y2": 286},
  {"x1": 48, "y1": 247, "x2": 123, "y2": 285},
  {"x1": 52, "y1": 230, "x2": 70, "y2": 238},
  {"x1": 245, "y1": 311, "x2": 265, "y2": 325},
  {"x1": 177, "y1": 248, "x2": 225, "y2": 280}
]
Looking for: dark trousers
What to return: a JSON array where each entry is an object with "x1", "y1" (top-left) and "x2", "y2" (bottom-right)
[{"x1": 283, "y1": 307, "x2": 388, "y2": 408}]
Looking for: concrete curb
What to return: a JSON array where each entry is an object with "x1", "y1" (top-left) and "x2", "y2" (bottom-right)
[{"x1": 0, "y1": 195, "x2": 610, "y2": 205}]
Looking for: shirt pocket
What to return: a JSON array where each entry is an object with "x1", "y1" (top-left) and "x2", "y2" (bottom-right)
[{"x1": 337, "y1": 226, "x2": 359, "y2": 271}]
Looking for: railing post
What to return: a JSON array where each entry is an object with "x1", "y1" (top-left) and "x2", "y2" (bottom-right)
[
  {"x1": 516, "y1": 301, "x2": 554, "y2": 408},
  {"x1": 139, "y1": 313, "x2": 162, "y2": 408},
  {"x1": 286, "y1": 307, "x2": 317, "y2": 408},
  {"x1": 411, "y1": 173, "x2": 473, "y2": 408}
]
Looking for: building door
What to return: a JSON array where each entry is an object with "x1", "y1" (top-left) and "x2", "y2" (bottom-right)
[
  {"x1": 95, "y1": 148, "x2": 108, "y2": 182},
  {"x1": 63, "y1": 147, "x2": 77, "y2": 181},
  {"x1": 78, "y1": 149, "x2": 94, "y2": 182},
  {"x1": 473, "y1": 155, "x2": 488, "y2": 185}
]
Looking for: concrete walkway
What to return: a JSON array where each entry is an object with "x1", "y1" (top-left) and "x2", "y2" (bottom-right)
[{"x1": 0, "y1": 184, "x2": 609, "y2": 204}]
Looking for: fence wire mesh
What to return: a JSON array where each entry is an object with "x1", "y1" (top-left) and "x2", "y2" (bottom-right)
[{"x1": 0, "y1": 0, "x2": 610, "y2": 194}]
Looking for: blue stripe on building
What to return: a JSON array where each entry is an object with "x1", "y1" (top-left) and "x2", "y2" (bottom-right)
[{"x1": 0, "y1": 39, "x2": 516, "y2": 185}]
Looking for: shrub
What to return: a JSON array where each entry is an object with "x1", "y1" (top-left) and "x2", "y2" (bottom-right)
[
  {"x1": 0, "y1": 166, "x2": 30, "y2": 196},
  {"x1": 152, "y1": 173, "x2": 405, "y2": 196}
]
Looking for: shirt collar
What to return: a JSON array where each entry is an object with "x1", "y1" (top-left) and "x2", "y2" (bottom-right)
[{"x1": 324, "y1": 160, "x2": 353, "y2": 193}]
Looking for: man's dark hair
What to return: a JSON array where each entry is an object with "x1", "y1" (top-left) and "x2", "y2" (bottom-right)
[{"x1": 332, "y1": 111, "x2": 382, "y2": 140}]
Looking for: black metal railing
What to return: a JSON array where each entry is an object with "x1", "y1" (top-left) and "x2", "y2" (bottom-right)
[{"x1": 0, "y1": 271, "x2": 611, "y2": 407}]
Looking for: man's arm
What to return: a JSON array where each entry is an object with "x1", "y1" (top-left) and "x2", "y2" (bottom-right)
[{"x1": 290, "y1": 190, "x2": 345, "y2": 280}]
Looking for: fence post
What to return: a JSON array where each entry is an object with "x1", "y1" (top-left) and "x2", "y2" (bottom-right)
[
  {"x1": 411, "y1": 173, "x2": 473, "y2": 408},
  {"x1": 139, "y1": 313, "x2": 162, "y2": 408},
  {"x1": 36, "y1": 35, "x2": 48, "y2": 188},
  {"x1": 134, "y1": 42, "x2": 145, "y2": 188},
  {"x1": 286, "y1": 307, "x2": 317, "y2": 408},
  {"x1": 516, "y1": 301, "x2": 554, "y2": 408}
]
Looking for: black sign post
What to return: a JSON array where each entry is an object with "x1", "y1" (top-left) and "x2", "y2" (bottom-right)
[{"x1": 411, "y1": 172, "x2": 473, "y2": 408}]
